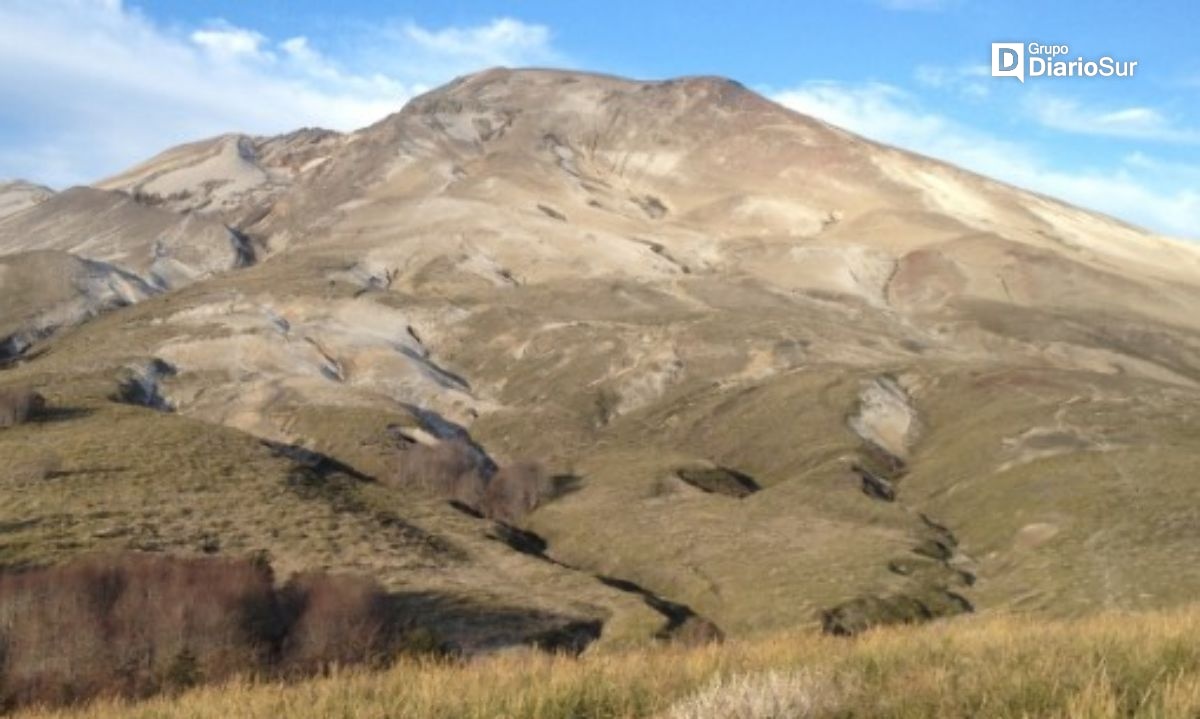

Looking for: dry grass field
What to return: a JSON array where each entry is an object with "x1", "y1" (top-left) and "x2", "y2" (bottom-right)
[{"x1": 14, "y1": 605, "x2": 1200, "y2": 718}]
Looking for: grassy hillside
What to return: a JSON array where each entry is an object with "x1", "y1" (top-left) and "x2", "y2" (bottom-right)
[
  {"x1": 15, "y1": 605, "x2": 1200, "y2": 718},
  {"x1": 0, "y1": 370, "x2": 664, "y2": 654}
]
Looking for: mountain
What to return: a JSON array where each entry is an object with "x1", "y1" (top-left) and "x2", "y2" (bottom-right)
[
  {"x1": 3, "y1": 68, "x2": 1200, "y2": 651},
  {"x1": 0, "y1": 180, "x2": 53, "y2": 221}
]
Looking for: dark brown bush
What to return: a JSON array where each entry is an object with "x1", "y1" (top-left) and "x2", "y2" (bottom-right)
[
  {"x1": 666, "y1": 616, "x2": 726, "y2": 647},
  {"x1": 0, "y1": 387, "x2": 45, "y2": 428},
  {"x1": 386, "y1": 440, "x2": 489, "y2": 510},
  {"x1": 482, "y1": 462, "x2": 546, "y2": 523},
  {"x1": 0, "y1": 553, "x2": 277, "y2": 708},
  {"x1": 277, "y1": 572, "x2": 408, "y2": 674},
  {"x1": 0, "y1": 553, "x2": 431, "y2": 711},
  {"x1": 386, "y1": 441, "x2": 550, "y2": 523}
]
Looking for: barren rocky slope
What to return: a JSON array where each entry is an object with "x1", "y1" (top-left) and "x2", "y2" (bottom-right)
[
  {"x1": 0, "y1": 180, "x2": 52, "y2": 221},
  {"x1": 3, "y1": 68, "x2": 1200, "y2": 650}
]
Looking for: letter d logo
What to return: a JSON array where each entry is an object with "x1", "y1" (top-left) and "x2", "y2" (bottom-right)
[{"x1": 991, "y1": 42, "x2": 1024, "y2": 82}]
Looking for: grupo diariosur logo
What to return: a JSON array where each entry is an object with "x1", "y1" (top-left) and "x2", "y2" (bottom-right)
[{"x1": 991, "y1": 43, "x2": 1138, "y2": 82}]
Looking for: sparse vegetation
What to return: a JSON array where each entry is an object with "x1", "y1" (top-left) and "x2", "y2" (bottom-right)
[{"x1": 14, "y1": 606, "x2": 1200, "y2": 717}]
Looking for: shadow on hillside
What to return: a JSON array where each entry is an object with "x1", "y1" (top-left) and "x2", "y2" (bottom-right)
[
  {"x1": 546, "y1": 473, "x2": 585, "y2": 500},
  {"x1": 385, "y1": 590, "x2": 601, "y2": 655},
  {"x1": 30, "y1": 406, "x2": 94, "y2": 424},
  {"x1": 43, "y1": 466, "x2": 129, "y2": 479}
]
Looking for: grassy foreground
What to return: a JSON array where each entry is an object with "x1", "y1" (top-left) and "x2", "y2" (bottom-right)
[{"x1": 16, "y1": 607, "x2": 1200, "y2": 719}]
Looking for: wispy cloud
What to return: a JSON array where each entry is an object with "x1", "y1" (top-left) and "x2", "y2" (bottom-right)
[
  {"x1": 1124, "y1": 151, "x2": 1200, "y2": 181},
  {"x1": 402, "y1": 18, "x2": 556, "y2": 67},
  {"x1": 772, "y1": 82, "x2": 1029, "y2": 172},
  {"x1": 0, "y1": 0, "x2": 562, "y2": 186},
  {"x1": 914, "y1": 63, "x2": 991, "y2": 98},
  {"x1": 773, "y1": 81, "x2": 1200, "y2": 238},
  {"x1": 1024, "y1": 93, "x2": 1200, "y2": 143}
]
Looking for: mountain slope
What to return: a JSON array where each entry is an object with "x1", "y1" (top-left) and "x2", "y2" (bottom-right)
[
  {"x1": 0, "y1": 250, "x2": 155, "y2": 362},
  {"x1": 0, "y1": 180, "x2": 53, "y2": 221}
]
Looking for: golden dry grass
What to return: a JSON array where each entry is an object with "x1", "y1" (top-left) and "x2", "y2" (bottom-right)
[{"x1": 17, "y1": 606, "x2": 1200, "y2": 718}]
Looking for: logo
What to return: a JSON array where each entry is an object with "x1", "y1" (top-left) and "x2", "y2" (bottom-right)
[
  {"x1": 991, "y1": 43, "x2": 1025, "y2": 82},
  {"x1": 991, "y1": 43, "x2": 1138, "y2": 82}
]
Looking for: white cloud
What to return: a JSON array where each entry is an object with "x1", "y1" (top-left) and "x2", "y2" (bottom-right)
[
  {"x1": 0, "y1": 1, "x2": 561, "y2": 186},
  {"x1": 1024, "y1": 94, "x2": 1200, "y2": 143},
  {"x1": 281, "y1": 36, "x2": 321, "y2": 66},
  {"x1": 773, "y1": 81, "x2": 1200, "y2": 238},
  {"x1": 191, "y1": 24, "x2": 271, "y2": 62}
]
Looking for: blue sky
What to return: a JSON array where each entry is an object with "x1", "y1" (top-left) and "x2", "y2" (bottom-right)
[{"x1": 1, "y1": 0, "x2": 1197, "y2": 237}]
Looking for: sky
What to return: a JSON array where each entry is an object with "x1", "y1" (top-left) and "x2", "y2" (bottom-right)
[{"x1": 0, "y1": 0, "x2": 1197, "y2": 237}]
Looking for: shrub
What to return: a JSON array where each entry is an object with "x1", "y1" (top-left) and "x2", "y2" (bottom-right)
[
  {"x1": 668, "y1": 616, "x2": 726, "y2": 647},
  {"x1": 277, "y1": 573, "x2": 408, "y2": 674},
  {"x1": 0, "y1": 553, "x2": 277, "y2": 707},
  {"x1": 387, "y1": 441, "x2": 551, "y2": 523},
  {"x1": 482, "y1": 462, "x2": 546, "y2": 523},
  {"x1": 387, "y1": 440, "x2": 488, "y2": 505},
  {"x1": 0, "y1": 387, "x2": 45, "y2": 428},
  {"x1": 0, "y1": 553, "x2": 432, "y2": 710}
]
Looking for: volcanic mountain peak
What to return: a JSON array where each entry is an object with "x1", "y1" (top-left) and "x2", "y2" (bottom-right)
[{"x1": 4, "y1": 67, "x2": 1200, "y2": 657}]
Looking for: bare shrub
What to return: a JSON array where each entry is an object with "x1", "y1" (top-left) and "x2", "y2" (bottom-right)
[
  {"x1": 387, "y1": 441, "x2": 550, "y2": 523},
  {"x1": 0, "y1": 553, "x2": 278, "y2": 707},
  {"x1": 387, "y1": 440, "x2": 487, "y2": 503},
  {"x1": 449, "y1": 468, "x2": 487, "y2": 511},
  {"x1": 482, "y1": 462, "x2": 546, "y2": 523},
  {"x1": 0, "y1": 553, "x2": 436, "y2": 710},
  {"x1": 278, "y1": 572, "x2": 407, "y2": 674},
  {"x1": 667, "y1": 670, "x2": 845, "y2": 719},
  {"x1": 668, "y1": 615, "x2": 726, "y2": 647},
  {"x1": 387, "y1": 439, "x2": 499, "y2": 516},
  {"x1": 0, "y1": 387, "x2": 45, "y2": 428}
]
